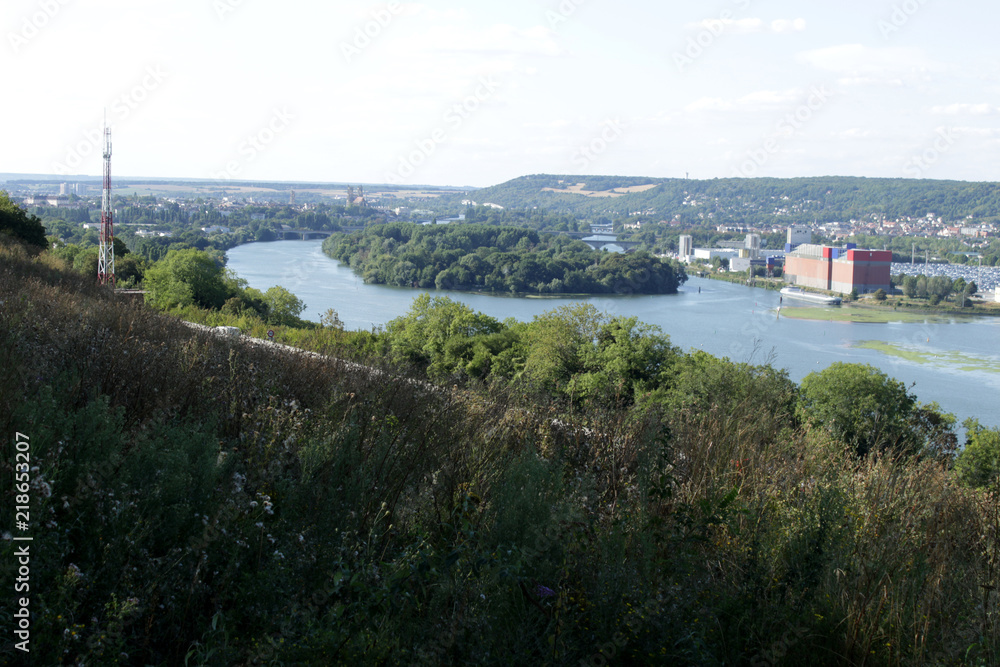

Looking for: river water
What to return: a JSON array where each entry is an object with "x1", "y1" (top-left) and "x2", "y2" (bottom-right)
[{"x1": 227, "y1": 240, "x2": 1000, "y2": 430}]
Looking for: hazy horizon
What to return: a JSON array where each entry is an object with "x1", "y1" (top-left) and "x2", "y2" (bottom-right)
[{"x1": 5, "y1": 0, "x2": 999, "y2": 187}]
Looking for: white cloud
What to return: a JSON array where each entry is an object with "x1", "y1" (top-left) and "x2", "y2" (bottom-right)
[
  {"x1": 685, "y1": 89, "x2": 802, "y2": 114},
  {"x1": 836, "y1": 77, "x2": 905, "y2": 87},
  {"x1": 837, "y1": 128, "x2": 876, "y2": 140},
  {"x1": 798, "y1": 44, "x2": 942, "y2": 85},
  {"x1": 771, "y1": 19, "x2": 807, "y2": 33},
  {"x1": 931, "y1": 103, "x2": 997, "y2": 115},
  {"x1": 954, "y1": 127, "x2": 1000, "y2": 138},
  {"x1": 420, "y1": 24, "x2": 563, "y2": 57},
  {"x1": 685, "y1": 97, "x2": 733, "y2": 112},
  {"x1": 685, "y1": 17, "x2": 805, "y2": 34}
]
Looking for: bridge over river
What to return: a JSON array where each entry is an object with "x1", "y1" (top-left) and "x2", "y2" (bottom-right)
[
  {"x1": 557, "y1": 231, "x2": 641, "y2": 251},
  {"x1": 276, "y1": 228, "x2": 336, "y2": 240}
]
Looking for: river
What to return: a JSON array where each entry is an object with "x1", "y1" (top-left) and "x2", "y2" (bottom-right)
[{"x1": 226, "y1": 240, "x2": 1000, "y2": 431}]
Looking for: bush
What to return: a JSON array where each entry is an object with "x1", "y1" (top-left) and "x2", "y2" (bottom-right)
[{"x1": 955, "y1": 419, "x2": 1000, "y2": 488}]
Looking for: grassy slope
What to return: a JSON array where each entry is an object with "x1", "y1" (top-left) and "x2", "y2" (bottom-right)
[{"x1": 1, "y1": 240, "x2": 998, "y2": 666}]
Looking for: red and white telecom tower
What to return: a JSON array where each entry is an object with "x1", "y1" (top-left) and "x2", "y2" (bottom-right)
[{"x1": 97, "y1": 122, "x2": 115, "y2": 287}]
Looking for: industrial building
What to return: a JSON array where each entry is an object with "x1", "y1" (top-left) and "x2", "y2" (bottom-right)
[
  {"x1": 787, "y1": 226, "x2": 811, "y2": 246},
  {"x1": 678, "y1": 235, "x2": 694, "y2": 262},
  {"x1": 730, "y1": 255, "x2": 785, "y2": 274},
  {"x1": 783, "y1": 244, "x2": 892, "y2": 295}
]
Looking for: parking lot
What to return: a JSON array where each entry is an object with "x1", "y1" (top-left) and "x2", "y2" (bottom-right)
[{"x1": 892, "y1": 262, "x2": 1000, "y2": 293}]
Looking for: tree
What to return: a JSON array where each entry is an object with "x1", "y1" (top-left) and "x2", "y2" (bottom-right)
[
  {"x1": 0, "y1": 191, "x2": 47, "y2": 248},
  {"x1": 954, "y1": 419, "x2": 1000, "y2": 488},
  {"x1": 798, "y1": 362, "x2": 921, "y2": 457},
  {"x1": 116, "y1": 254, "x2": 149, "y2": 288},
  {"x1": 873, "y1": 288, "x2": 887, "y2": 301},
  {"x1": 72, "y1": 247, "x2": 100, "y2": 277},
  {"x1": 384, "y1": 294, "x2": 504, "y2": 378},
  {"x1": 144, "y1": 248, "x2": 229, "y2": 310},
  {"x1": 263, "y1": 286, "x2": 306, "y2": 326},
  {"x1": 320, "y1": 308, "x2": 344, "y2": 330}
]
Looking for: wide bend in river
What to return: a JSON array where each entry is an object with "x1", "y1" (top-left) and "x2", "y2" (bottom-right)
[{"x1": 227, "y1": 240, "x2": 1000, "y2": 430}]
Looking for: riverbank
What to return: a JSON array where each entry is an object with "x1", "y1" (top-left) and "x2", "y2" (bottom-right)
[
  {"x1": 781, "y1": 299, "x2": 1000, "y2": 322},
  {"x1": 779, "y1": 306, "x2": 972, "y2": 324},
  {"x1": 225, "y1": 241, "x2": 1000, "y2": 431},
  {"x1": 698, "y1": 268, "x2": 1000, "y2": 320},
  {"x1": 701, "y1": 271, "x2": 786, "y2": 292}
]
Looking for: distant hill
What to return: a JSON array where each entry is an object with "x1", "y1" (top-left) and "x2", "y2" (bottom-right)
[{"x1": 457, "y1": 174, "x2": 1000, "y2": 224}]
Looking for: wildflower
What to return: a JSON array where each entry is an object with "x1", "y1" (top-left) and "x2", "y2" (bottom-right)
[{"x1": 535, "y1": 585, "x2": 556, "y2": 598}]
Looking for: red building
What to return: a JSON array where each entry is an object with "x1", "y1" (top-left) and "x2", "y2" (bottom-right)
[{"x1": 784, "y1": 244, "x2": 892, "y2": 295}]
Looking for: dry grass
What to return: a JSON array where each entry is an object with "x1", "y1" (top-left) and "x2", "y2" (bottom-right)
[{"x1": 2, "y1": 239, "x2": 998, "y2": 665}]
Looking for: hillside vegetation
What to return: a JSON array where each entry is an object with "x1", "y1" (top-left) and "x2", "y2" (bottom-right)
[
  {"x1": 462, "y1": 175, "x2": 1000, "y2": 224},
  {"x1": 2, "y1": 237, "x2": 1000, "y2": 666}
]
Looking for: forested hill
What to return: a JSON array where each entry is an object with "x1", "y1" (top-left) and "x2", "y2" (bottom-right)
[{"x1": 460, "y1": 175, "x2": 1000, "y2": 223}]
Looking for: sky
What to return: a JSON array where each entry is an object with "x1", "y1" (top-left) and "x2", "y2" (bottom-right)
[{"x1": 3, "y1": 0, "x2": 999, "y2": 187}]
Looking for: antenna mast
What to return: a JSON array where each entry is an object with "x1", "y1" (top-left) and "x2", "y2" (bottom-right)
[{"x1": 97, "y1": 119, "x2": 115, "y2": 287}]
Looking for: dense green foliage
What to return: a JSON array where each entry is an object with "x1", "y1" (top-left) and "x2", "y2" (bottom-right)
[
  {"x1": 0, "y1": 191, "x2": 47, "y2": 248},
  {"x1": 956, "y1": 419, "x2": 1000, "y2": 488},
  {"x1": 797, "y1": 363, "x2": 955, "y2": 458},
  {"x1": 141, "y1": 247, "x2": 309, "y2": 327},
  {"x1": 382, "y1": 296, "x2": 682, "y2": 407},
  {"x1": 322, "y1": 222, "x2": 687, "y2": 295},
  {"x1": 3, "y1": 238, "x2": 999, "y2": 666},
  {"x1": 896, "y1": 272, "x2": 978, "y2": 303}
]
